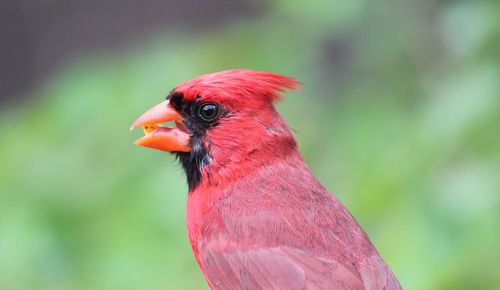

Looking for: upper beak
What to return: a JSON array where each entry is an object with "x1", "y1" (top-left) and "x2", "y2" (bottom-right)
[{"x1": 130, "y1": 100, "x2": 191, "y2": 152}]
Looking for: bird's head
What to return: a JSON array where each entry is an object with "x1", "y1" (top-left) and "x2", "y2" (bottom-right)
[{"x1": 131, "y1": 69, "x2": 301, "y2": 190}]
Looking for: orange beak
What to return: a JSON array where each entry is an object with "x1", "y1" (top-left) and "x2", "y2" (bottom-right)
[{"x1": 130, "y1": 100, "x2": 191, "y2": 152}]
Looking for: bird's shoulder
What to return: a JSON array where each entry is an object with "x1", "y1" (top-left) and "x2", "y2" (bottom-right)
[
  {"x1": 195, "y1": 160, "x2": 401, "y2": 289},
  {"x1": 201, "y1": 162, "x2": 372, "y2": 258}
]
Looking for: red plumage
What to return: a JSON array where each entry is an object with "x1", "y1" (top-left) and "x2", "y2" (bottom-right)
[
  {"x1": 175, "y1": 69, "x2": 300, "y2": 104},
  {"x1": 134, "y1": 69, "x2": 402, "y2": 289}
]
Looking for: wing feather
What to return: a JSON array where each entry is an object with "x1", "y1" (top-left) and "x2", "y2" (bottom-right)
[
  {"x1": 202, "y1": 245, "x2": 364, "y2": 290},
  {"x1": 194, "y1": 161, "x2": 402, "y2": 290}
]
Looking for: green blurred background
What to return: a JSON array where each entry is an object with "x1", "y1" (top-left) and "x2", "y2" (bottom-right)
[{"x1": 1, "y1": 0, "x2": 499, "y2": 289}]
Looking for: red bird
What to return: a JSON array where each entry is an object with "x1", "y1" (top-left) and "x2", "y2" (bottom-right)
[{"x1": 131, "y1": 69, "x2": 402, "y2": 290}]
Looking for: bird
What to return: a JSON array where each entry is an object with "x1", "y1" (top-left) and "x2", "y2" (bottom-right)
[{"x1": 130, "y1": 69, "x2": 402, "y2": 290}]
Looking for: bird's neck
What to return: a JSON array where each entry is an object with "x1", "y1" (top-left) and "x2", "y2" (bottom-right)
[{"x1": 203, "y1": 135, "x2": 298, "y2": 188}]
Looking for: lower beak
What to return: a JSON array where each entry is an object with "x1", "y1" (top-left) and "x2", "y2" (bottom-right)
[{"x1": 130, "y1": 100, "x2": 191, "y2": 152}]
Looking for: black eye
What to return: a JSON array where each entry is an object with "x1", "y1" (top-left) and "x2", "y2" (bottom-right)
[{"x1": 198, "y1": 103, "x2": 220, "y2": 122}]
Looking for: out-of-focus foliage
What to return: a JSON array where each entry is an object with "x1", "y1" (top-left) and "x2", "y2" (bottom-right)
[{"x1": 1, "y1": 1, "x2": 499, "y2": 289}]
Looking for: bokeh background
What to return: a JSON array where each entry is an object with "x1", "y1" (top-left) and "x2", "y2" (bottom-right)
[{"x1": 1, "y1": 0, "x2": 499, "y2": 289}]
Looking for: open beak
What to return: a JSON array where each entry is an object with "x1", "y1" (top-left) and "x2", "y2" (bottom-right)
[{"x1": 130, "y1": 100, "x2": 191, "y2": 152}]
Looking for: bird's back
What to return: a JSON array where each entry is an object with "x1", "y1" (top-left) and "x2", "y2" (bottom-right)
[{"x1": 187, "y1": 152, "x2": 401, "y2": 290}]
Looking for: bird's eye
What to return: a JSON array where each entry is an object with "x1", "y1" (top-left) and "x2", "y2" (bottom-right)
[{"x1": 198, "y1": 103, "x2": 220, "y2": 122}]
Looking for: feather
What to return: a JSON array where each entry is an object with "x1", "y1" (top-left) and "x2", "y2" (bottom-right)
[
  {"x1": 188, "y1": 151, "x2": 401, "y2": 290},
  {"x1": 175, "y1": 69, "x2": 301, "y2": 104}
]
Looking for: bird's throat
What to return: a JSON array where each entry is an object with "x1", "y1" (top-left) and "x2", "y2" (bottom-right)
[{"x1": 176, "y1": 136, "x2": 211, "y2": 191}]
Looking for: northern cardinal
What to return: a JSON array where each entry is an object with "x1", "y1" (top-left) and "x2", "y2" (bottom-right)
[{"x1": 131, "y1": 69, "x2": 402, "y2": 290}]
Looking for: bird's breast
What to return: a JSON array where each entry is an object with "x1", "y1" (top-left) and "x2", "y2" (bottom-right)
[{"x1": 186, "y1": 187, "x2": 226, "y2": 260}]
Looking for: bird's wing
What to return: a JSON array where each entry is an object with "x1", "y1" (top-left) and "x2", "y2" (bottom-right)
[
  {"x1": 358, "y1": 254, "x2": 402, "y2": 290},
  {"x1": 197, "y1": 206, "x2": 402, "y2": 290},
  {"x1": 200, "y1": 243, "x2": 365, "y2": 290},
  {"x1": 196, "y1": 167, "x2": 402, "y2": 290}
]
